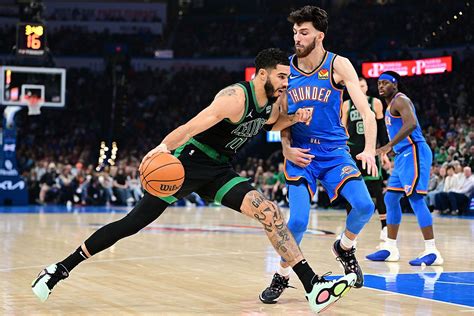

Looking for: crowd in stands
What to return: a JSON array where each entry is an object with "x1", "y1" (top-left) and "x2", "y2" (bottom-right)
[
  {"x1": 0, "y1": 1, "x2": 471, "y2": 213},
  {"x1": 0, "y1": 1, "x2": 470, "y2": 58}
]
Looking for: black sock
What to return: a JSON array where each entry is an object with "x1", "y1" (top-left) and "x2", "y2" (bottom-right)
[
  {"x1": 59, "y1": 247, "x2": 88, "y2": 272},
  {"x1": 381, "y1": 219, "x2": 387, "y2": 228},
  {"x1": 292, "y1": 260, "x2": 316, "y2": 293}
]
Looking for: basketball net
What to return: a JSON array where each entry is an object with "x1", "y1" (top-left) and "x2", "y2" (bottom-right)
[{"x1": 23, "y1": 95, "x2": 44, "y2": 116}]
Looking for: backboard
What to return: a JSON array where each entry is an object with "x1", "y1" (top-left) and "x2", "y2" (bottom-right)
[{"x1": 0, "y1": 66, "x2": 66, "y2": 107}]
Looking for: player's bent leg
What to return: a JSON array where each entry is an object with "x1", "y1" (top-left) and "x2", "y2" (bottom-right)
[
  {"x1": 366, "y1": 191, "x2": 402, "y2": 262},
  {"x1": 259, "y1": 182, "x2": 311, "y2": 304},
  {"x1": 240, "y1": 190, "x2": 303, "y2": 265},
  {"x1": 407, "y1": 193, "x2": 444, "y2": 266},
  {"x1": 239, "y1": 190, "x2": 356, "y2": 313},
  {"x1": 334, "y1": 180, "x2": 374, "y2": 288},
  {"x1": 32, "y1": 193, "x2": 169, "y2": 302}
]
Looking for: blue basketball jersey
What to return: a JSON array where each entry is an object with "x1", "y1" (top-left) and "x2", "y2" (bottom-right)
[
  {"x1": 287, "y1": 51, "x2": 347, "y2": 146},
  {"x1": 385, "y1": 92, "x2": 426, "y2": 153}
]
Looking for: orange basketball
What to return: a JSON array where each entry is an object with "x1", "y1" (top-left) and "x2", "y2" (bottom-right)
[{"x1": 139, "y1": 153, "x2": 185, "y2": 197}]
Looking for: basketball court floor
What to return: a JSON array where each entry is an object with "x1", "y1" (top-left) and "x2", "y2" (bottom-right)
[{"x1": 1, "y1": 205, "x2": 473, "y2": 315}]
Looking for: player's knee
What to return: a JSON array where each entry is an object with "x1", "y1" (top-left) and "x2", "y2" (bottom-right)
[
  {"x1": 243, "y1": 191, "x2": 285, "y2": 228},
  {"x1": 287, "y1": 216, "x2": 309, "y2": 233},
  {"x1": 352, "y1": 196, "x2": 375, "y2": 216},
  {"x1": 385, "y1": 191, "x2": 401, "y2": 206}
]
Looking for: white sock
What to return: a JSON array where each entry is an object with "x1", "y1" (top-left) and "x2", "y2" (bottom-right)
[
  {"x1": 340, "y1": 233, "x2": 355, "y2": 250},
  {"x1": 385, "y1": 238, "x2": 397, "y2": 248},
  {"x1": 278, "y1": 264, "x2": 291, "y2": 277},
  {"x1": 424, "y1": 239, "x2": 436, "y2": 251}
]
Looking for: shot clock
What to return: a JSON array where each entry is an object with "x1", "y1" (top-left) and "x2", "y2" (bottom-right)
[{"x1": 16, "y1": 22, "x2": 46, "y2": 56}]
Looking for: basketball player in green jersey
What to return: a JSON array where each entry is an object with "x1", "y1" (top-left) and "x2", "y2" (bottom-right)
[
  {"x1": 32, "y1": 48, "x2": 356, "y2": 314},
  {"x1": 341, "y1": 77, "x2": 389, "y2": 241}
]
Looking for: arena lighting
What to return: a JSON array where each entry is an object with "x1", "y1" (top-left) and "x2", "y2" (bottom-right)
[{"x1": 362, "y1": 56, "x2": 452, "y2": 78}]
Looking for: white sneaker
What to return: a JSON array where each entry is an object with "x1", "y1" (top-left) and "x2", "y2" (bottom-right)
[
  {"x1": 366, "y1": 243, "x2": 400, "y2": 262},
  {"x1": 409, "y1": 249, "x2": 444, "y2": 266},
  {"x1": 32, "y1": 264, "x2": 69, "y2": 302},
  {"x1": 306, "y1": 273, "x2": 357, "y2": 313}
]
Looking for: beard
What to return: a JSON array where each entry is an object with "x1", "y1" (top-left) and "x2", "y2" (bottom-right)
[
  {"x1": 264, "y1": 78, "x2": 278, "y2": 103},
  {"x1": 295, "y1": 38, "x2": 316, "y2": 58}
]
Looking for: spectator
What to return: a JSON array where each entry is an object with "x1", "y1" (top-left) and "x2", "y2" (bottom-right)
[{"x1": 447, "y1": 167, "x2": 474, "y2": 215}]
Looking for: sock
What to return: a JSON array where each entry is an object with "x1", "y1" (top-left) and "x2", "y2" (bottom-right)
[
  {"x1": 424, "y1": 239, "x2": 436, "y2": 251},
  {"x1": 386, "y1": 238, "x2": 397, "y2": 248},
  {"x1": 381, "y1": 219, "x2": 387, "y2": 228},
  {"x1": 59, "y1": 246, "x2": 88, "y2": 272},
  {"x1": 292, "y1": 260, "x2": 316, "y2": 293},
  {"x1": 340, "y1": 233, "x2": 355, "y2": 250},
  {"x1": 278, "y1": 264, "x2": 291, "y2": 277}
]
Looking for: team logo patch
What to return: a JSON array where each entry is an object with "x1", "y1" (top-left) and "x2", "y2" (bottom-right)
[
  {"x1": 340, "y1": 166, "x2": 356, "y2": 178},
  {"x1": 318, "y1": 69, "x2": 329, "y2": 80},
  {"x1": 404, "y1": 185, "x2": 412, "y2": 194}
]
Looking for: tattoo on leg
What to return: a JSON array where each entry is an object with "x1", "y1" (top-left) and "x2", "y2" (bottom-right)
[{"x1": 249, "y1": 192, "x2": 298, "y2": 256}]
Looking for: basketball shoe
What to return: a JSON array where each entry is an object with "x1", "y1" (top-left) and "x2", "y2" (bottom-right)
[
  {"x1": 366, "y1": 243, "x2": 400, "y2": 262},
  {"x1": 32, "y1": 263, "x2": 69, "y2": 302},
  {"x1": 306, "y1": 272, "x2": 357, "y2": 313},
  {"x1": 259, "y1": 273, "x2": 294, "y2": 304},
  {"x1": 409, "y1": 249, "x2": 444, "y2": 266},
  {"x1": 332, "y1": 240, "x2": 364, "y2": 288}
]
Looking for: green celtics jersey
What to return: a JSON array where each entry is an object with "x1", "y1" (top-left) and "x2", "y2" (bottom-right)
[{"x1": 193, "y1": 81, "x2": 274, "y2": 158}]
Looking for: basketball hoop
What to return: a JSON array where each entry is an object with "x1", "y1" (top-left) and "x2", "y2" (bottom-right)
[{"x1": 23, "y1": 95, "x2": 44, "y2": 116}]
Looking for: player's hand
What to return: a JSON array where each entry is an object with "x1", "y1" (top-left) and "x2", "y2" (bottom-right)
[
  {"x1": 294, "y1": 108, "x2": 313, "y2": 125},
  {"x1": 381, "y1": 153, "x2": 391, "y2": 171},
  {"x1": 139, "y1": 144, "x2": 170, "y2": 171},
  {"x1": 283, "y1": 147, "x2": 314, "y2": 168},
  {"x1": 376, "y1": 144, "x2": 392, "y2": 156},
  {"x1": 356, "y1": 150, "x2": 378, "y2": 177}
]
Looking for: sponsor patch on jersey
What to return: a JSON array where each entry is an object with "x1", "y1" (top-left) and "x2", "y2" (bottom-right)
[
  {"x1": 318, "y1": 69, "x2": 329, "y2": 80},
  {"x1": 340, "y1": 165, "x2": 356, "y2": 178},
  {"x1": 266, "y1": 106, "x2": 271, "y2": 114}
]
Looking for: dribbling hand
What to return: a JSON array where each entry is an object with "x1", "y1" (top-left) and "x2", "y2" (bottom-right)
[
  {"x1": 356, "y1": 150, "x2": 378, "y2": 177},
  {"x1": 139, "y1": 144, "x2": 170, "y2": 171}
]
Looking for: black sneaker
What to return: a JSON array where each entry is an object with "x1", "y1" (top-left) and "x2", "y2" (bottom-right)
[
  {"x1": 332, "y1": 240, "x2": 364, "y2": 288},
  {"x1": 31, "y1": 263, "x2": 69, "y2": 302},
  {"x1": 259, "y1": 273, "x2": 294, "y2": 304}
]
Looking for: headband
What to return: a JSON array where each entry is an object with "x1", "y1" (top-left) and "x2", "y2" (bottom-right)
[{"x1": 378, "y1": 73, "x2": 398, "y2": 83}]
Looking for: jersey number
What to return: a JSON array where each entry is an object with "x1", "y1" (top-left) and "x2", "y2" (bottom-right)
[
  {"x1": 356, "y1": 121, "x2": 365, "y2": 135},
  {"x1": 225, "y1": 137, "x2": 247, "y2": 152}
]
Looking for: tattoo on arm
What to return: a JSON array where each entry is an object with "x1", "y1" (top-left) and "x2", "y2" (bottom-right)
[{"x1": 215, "y1": 86, "x2": 238, "y2": 99}]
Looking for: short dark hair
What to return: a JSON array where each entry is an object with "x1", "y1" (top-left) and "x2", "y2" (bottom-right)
[
  {"x1": 288, "y1": 6, "x2": 328, "y2": 34},
  {"x1": 254, "y1": 48, "x2": 289, "y2": 72}
]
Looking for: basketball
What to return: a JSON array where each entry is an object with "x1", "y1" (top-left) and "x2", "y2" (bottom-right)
[{"x1": 139, "y1": 153, "x2": 185, "y2": 197}]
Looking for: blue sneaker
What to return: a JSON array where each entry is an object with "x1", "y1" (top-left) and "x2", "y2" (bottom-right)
[
  {"x1": 366, "y1": 244, "x2": 400, "y2": 262},
  {"x1": 409, "y1": 249, "x2": 444, "y2": 266}
]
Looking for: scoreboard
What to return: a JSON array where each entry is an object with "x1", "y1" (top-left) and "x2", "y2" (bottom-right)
[{"x1": 16, "y1": 23, "x2": 46, "y2": 56}]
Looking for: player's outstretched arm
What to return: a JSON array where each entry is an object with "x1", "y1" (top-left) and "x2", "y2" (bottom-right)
[
  {"x1": 266, "y1": 92, "x2": 312, "y2": 131},
  {"x1": 376, "y1": 97, "x2": 417, "y2": 156},
  {"x1": 334, "y1": 56, "x2": 378, "y2": 176},
  {"x1": 140, "y1": 85, "x2": 245, "y2": 166}
]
